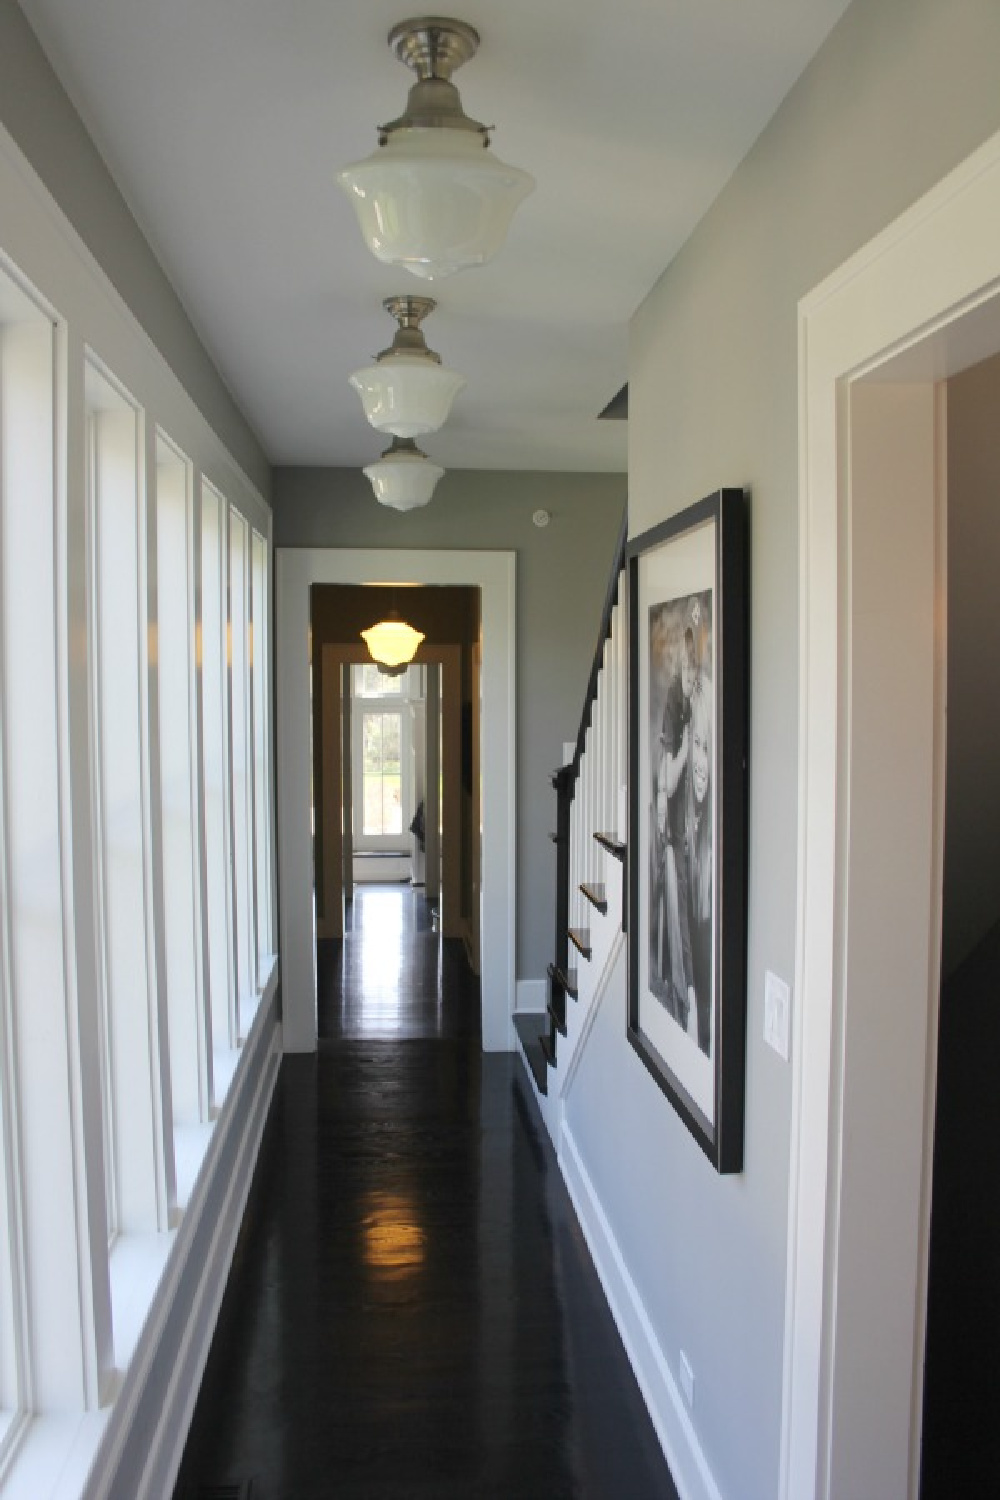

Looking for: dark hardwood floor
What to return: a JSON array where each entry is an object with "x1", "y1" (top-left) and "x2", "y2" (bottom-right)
[{"x1": 173, "y1": 885, "x2": 679, "y2": 1500}]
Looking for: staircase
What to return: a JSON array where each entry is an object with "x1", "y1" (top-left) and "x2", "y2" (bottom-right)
[{"x1": 514, "y1": 515, "x2": 628, "y2": 1137}]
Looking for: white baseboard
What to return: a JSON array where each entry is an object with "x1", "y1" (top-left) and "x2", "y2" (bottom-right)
[
  {"x1": 143, "y1": 1021, "x2": 280, "y2": 1498},
  {"x1": 559, "y1": 1124, "x2": 723, "y2": 1500},
  {"x1": 353, "y1": 854, "x2": 411, "y2": 882},
  {"x1": 515, "y1": 978, "x2": 547, "y2": 1013}
]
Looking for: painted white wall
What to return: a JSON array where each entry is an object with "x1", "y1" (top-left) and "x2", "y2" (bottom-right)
[{"x1": 942, "y1": 351, "x2": 1000, "y2": 977}]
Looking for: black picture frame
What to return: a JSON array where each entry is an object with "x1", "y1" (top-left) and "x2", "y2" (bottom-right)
[{"x1": 626, "y1": 489, "x2": 748, "y2": 1173}]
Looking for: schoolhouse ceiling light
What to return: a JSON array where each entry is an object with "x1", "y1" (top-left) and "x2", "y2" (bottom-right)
[
  {"x1": 337, "y1": 16, "x2": 534, "y2": 280},
  {"x1": 363, "y1": 434, "x2": 444, "y2": 511},
  {"x1": 361, "y1": 610, "x2": 426, "y2": 668},
  {"x1": 350, "y1": 296, "x2": 465, "y2": 438}
]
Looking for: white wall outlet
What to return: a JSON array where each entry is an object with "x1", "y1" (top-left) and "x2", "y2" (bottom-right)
[
  {"x1": 679, "y1": 1349, "x2": 695, "y2": 1409},
  {"x1": 764, "y1": 970, "x2": 791, "y2": 1061}
]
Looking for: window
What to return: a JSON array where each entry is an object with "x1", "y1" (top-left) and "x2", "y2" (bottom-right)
[
  {"x1": 86, "y1": 356, "x2": 171, "y2": 1237},
  {"x1": 0, "y1": 146, "x2": 277, "y2": 1493},
  {"x1": 251, "y1": 531, "x2": 273, "y2": 975},
  {"x1": 201, "y1": 483, "x2": 235, "y2": 1056},
  {"x1": 351, "y1": 665, "x2": 417, "y2": 850},
  {"x1": 156, "y1": 433, "x2": 209, "y2": 1126},
  {"x1": 0, "y1": 272, "x2": 49, "y2": 1438},
  {"x1": 362, "y1": 709, "x2": 404, "y2": 837},
  {"x1": 228, "y1": 509, "x2": 254, "y2": 1029},
  {"x1": 0, "y1": 261, "x2": 114, "y2": 1427}
]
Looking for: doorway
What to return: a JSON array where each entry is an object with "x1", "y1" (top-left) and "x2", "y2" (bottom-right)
[
  {"x1": 309, "y1": 582, "x2": 474, "y2": 944},
  {"x1": 315, "y1": 641, "x2": 462, "y2": 941},
  {"x1": 919, "y1": 350, "x2": 1000, "y2": 1497},
  {"x1": 783, "y1": 130, "x2": 1000, "y2": 1500},
  {"x1": 275, "y1": 547, "x2": 516, "y2": 1054}
]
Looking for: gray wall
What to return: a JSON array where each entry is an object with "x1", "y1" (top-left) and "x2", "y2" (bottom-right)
[
  {"x1": 0, "y1": 1, "x2": 270, "y2": 498},
  {"x1": 274, "y1": 466, "x2": 627, "y2": 980},
  {"x1": 572, "y1": 2, "x2": 1000, "y2": 1498},
  {"x1": 943, "y1": 352, "x2": 1000, "y2": 978}
]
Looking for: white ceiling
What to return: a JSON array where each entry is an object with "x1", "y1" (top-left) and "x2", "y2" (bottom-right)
[{"x1": 19, "y1": 0, "x2": 851, "y2": 472}]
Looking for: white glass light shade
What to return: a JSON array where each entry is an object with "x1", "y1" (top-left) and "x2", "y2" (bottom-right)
[
  {"x1": 349, "y1": 354, "x2": 465, "y2": 438},
  {"x1": 363, "y1": 446, "x2": 444, "y2": 512},
  {"x1": 338, "y1": 128, "x2": 535, "y2": 280},
  {"x1": 361, "y1": 617, "x2": 426, "y2": 668}
]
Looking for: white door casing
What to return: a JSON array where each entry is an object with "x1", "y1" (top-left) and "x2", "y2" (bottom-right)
[
  {"x1": 275, "y1": 548, "x2": 516, "y2": 1053},
  {"x1": 785, "y1": 129, "x2": 1000, "y2": 1499}
]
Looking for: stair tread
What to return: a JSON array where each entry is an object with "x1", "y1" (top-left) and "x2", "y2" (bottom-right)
[
  {"x1": 547, "y1": 961, "x2": 579, "y2": 1000},
  {"x1": 512, "y1": 1012, "x2": 549, "y2": 1095},
  {"x1": 568, "y1": 927, "x2": 592, "y2": 961},
  {"x1": 580, "y1": 881, "x2": 608, "y2": 914},
  {"x1": 594, "y1": 831, "x2": 627, "y2": 862}
]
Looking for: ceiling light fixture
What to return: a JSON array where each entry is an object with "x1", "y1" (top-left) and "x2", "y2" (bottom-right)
[
  {"x1": 338, "y1": 16, "x2": 534, "y2": 280},
  {"x1": 350, "y1": 296, "x2": 465, "y2": 438},
  {"x1": 363, "y1": 435, "x2": 444, "y2": 511},
  {"x1": 361, "y1": 610, "x2": 426, "y2": 669}
]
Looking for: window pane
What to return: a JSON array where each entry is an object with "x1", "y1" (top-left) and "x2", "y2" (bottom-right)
[
  {"x1": 201, "y1": 485, "x2": 234, "y2": 1053},
  {"x1": 383, "y1": 773, "x2": 402, "y2": 836},
  {"x1": 229, "y1": 509, "x2": 254, "y2": 1025},
  {"x1": 87, "y1": 359, "x2": 159, "y2": 1236},
  {"x1": 156, "y1": 435, "x2": 204, "y2": 1125},
  {"x1": 355, "y1": 663, "x2": 414, "y2": 699},
  {"x1": 362, "y1": 710, "x2": 404, "y2": 836},
  {"x1": 251, "y1": 532, "x2": 272, "y2": 968}
]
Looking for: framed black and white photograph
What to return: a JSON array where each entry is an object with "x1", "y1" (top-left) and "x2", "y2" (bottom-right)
[{"x1": 627, "y1": 489, "x2": 749, "y2": 1173}]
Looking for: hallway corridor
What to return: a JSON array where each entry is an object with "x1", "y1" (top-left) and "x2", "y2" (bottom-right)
[{"x1": 173, "y1": 887, "x2": 678, "y2": 1500}]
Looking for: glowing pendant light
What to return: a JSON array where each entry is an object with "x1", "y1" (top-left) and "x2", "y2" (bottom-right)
[
  {"x1": 361, "y1": 610, "x2": 426, "y2": 669},
  {"x1": 350, "y1": 295, "x2": 465, "y2": 438},
  {"x1": 338, "y1": 17, "x2": 534, "y2": 280},
  {"x1": 363, "y1": 435, "x2": 444, "y2": 511}
]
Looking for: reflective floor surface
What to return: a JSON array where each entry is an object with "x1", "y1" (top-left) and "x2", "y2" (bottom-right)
[{"x1": 173, "y1": 885, "x2": 679, "y2": 1500}]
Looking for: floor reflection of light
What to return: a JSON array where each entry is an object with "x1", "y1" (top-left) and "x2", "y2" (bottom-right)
[
  {"x1": 359, "y1": 888, "x2": 404, "y2": 1024},
  {"x1": 361, "y1": 1190, "x2": 425, "y2": 1282}
]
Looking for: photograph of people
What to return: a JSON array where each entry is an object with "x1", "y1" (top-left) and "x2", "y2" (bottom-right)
[
  {"x1": 648, "y1": 591, "x2": 713, "y2": 1050},
  {"x1": 686, "y1": 671, "x2": 713, "y2": 1057}
]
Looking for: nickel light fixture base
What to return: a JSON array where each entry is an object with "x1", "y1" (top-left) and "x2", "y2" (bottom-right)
[
  {"x1": 363, "y1": 435, "x2": 445, "y2": 512},
  {"x1": 338, "y1": 16, "x2": 535, "y2": 280},
  {"x1": 349, "y1": 296, "x2": 465, "y2": 438},
  {"x1": 380, "y1": 18, "x2": 487, "y2": 141}
]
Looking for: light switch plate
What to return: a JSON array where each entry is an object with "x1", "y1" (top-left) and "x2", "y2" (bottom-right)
[{"x1": 764, "y1": 970, "x2": 791, "y2": 1061}]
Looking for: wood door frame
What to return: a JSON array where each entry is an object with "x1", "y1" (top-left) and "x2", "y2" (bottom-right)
[
  {"x1": 276, "y1": 548, "x2": 515, "y2": 1053},
  {"x1": 318, "y1": 644, "x2": 461, "y2": 938}
]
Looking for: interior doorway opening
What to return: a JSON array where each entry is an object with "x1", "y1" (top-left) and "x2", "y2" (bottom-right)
[
  {"x1": 919, "y1": 348, "x2": 1000, "y2": 1499},
  {"x1": 311, "y1": 582, "x2": 482, "y2": 970},
  {"x1": 276, "y1": 547, "x2": 515, "y2": 1054},
  {"x1": 786, "y1": 131, "x2": 1000, "y2": 1500}
]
